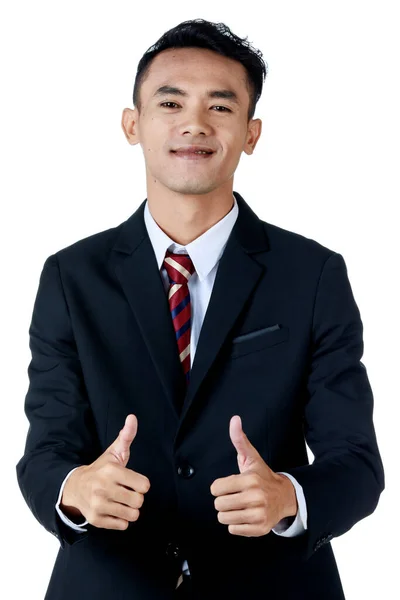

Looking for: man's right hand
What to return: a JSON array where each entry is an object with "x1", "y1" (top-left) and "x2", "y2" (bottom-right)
[{"x1": 60, "y1": 414, "x2": 150, "y2": 530}]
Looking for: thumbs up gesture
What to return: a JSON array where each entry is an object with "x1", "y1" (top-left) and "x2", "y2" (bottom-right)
[
  {"x1": 210, "y1": 415, "x2": 298, "y2": 537},
  {"x1": 106, "y1": 413, "x2": 138, "y2": 466},
  {"x1": 60, "y1": 414, "x2": 151, "y2": 531}
]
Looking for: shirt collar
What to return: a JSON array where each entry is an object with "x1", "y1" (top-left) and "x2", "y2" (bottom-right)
[{"x1": 144, "y1": 194, "x2": 239, "y2": 282}]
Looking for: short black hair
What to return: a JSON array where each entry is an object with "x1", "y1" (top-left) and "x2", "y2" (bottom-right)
[{"x1": 132, "y1": 18, "x2": 268, "y2": 122}]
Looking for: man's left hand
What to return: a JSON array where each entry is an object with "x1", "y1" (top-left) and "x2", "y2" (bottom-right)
[{"x1": 210, "y1": 415, "x2": 298, "y2": 537}]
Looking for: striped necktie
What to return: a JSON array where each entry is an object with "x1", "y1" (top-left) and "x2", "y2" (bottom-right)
[{"x1": 163, "y1": 250, "x2": 196, "y2": 386}]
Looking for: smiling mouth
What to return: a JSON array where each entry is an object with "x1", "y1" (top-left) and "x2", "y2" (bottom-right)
[{"x1": 171, "y1": 150, "x2": 215, "y2": 160}]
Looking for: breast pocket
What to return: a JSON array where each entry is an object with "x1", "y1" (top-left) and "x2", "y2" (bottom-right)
[{"x1": 229, "y1": 324, "x2": 289, "y2": 359}]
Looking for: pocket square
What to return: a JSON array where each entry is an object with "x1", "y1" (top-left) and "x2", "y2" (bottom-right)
[{"x1": 232, "y1": 324, "x2": 281, "y2": 343}]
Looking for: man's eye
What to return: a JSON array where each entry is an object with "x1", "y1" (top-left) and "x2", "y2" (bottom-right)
[{"x1": 159, "y1": 102, "x2": 231, "y2": 112}]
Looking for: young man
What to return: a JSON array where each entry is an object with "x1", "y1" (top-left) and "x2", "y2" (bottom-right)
[{"x1": 16, "y1": 18, "x2": 384, "y2": 600}]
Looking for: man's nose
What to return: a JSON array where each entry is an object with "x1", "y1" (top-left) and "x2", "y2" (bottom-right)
[{"x1": 179, "y1": 108, "x2": 213, "y2": 136}]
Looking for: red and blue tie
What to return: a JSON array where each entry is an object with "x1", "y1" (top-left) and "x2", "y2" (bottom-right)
[{"x1": 163, "y1": 250, "x2": 196, "y2": 386}]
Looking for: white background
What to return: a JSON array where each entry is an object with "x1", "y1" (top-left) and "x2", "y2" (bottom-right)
[{"x1": 2, "y1": 1, "x2": 398, "y2": 598}]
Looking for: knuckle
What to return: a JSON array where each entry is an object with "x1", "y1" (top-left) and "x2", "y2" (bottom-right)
[
  {"x1": 130, "y1": 508, "x2": 140, "y2": 521},
  {"x1": 113, "y1": 504, "x2": 125, "y2": 519},
  {"x1": 91, "y1": 495, "x2": 103, "y2": 511},
  {"x1": 249, "y1": 473, "x2": 260, "y2": 487},
  {"x1": 92, "y1": 485, "x2": 105, "y2": 499},
  {"x1": 135, "y1": 493, "x2": 144, "y2": 508},
  {"x1": 255, "y1": 489, "x2": 265, "y2": 503},
  {"x1": 103, "y1": 463, "x2": 116, "y2": 477},
  {"x1": 117, "y1": 505, "x2": 139, "y2": 522},
  {"x1": 248, "y1": 493, "x2": 259, "y2": 507},
  {"x1": 256, "y1": 510, "x2": 265, "y2": 524}
]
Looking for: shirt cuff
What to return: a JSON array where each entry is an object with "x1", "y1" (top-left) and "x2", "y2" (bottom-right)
[
  {"x1": 55, "y1": 466, "x2": 89, "y2": 531},
  {"x1": 272, "y1": 471, "x2": 308, "y2": 537}
]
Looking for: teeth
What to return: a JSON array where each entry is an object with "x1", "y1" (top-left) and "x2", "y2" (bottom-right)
[{"x1": 173, "y1": 149, "x2": 212, "y2": 154}]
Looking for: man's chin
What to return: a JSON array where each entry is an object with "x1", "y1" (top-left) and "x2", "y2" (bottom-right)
[{"x1": 164, "y1": 181, "x2": 217, "y2": 196}]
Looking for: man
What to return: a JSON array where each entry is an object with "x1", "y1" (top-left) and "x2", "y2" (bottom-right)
[{"x1": 16, "y1": 18, "x2": 384, "y2": 600}]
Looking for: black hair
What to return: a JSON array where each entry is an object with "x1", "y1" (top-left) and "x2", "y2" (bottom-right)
[{"x1": 132, "y1": 18, "x2": 268, "y2": 122}]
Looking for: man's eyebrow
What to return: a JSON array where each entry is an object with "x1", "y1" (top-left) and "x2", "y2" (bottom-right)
[{"x1": 153, "y1": 85, "x2": 240, "y2": 105}]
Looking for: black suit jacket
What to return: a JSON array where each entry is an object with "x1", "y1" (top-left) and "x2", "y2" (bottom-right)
[{"x1": 16, "y1": 191, "x2": 384, "y2": 599}]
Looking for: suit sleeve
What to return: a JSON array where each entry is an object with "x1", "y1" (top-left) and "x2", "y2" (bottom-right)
[
  {"x1": 16, "y1": 254, "x2": 101, "y2": 548},
  {"x1": 283, "y1": 252, "x2": 385, "y2": 561}
]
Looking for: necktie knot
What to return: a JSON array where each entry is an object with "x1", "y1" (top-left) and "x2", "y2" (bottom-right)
[{"x1": 163, "y1": 250, "x2": 195, "y2": 285}]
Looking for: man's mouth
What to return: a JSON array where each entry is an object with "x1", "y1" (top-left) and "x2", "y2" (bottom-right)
[{"x1": 170, "y1": 149, "x2": 215, "y2": 160}]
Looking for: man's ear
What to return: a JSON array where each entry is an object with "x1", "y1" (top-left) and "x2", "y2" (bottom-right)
[
  {"x1": 243, "y1": 118, "x2": 262, "y2": 155},
  {"x1": 121, "y1": 107, "x2": 140, "y2": 145}
]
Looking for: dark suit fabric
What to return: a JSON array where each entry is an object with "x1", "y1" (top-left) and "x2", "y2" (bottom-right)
[{"x1": 16, "y1": 191, "x2": 384, "y2": 599}]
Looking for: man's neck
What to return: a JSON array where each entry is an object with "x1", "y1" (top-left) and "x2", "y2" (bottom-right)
[{"x1": 146, "y1": 188, "x2": 235, "y2": 246}]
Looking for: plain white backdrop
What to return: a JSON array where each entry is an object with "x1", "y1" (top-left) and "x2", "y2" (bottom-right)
[{"x1": 2, "y1": 1, "x2": 398, "y2": 598}]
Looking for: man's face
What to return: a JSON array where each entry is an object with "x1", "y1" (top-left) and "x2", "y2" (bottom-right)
[{"x1": 123, "y1": 47, "x2": 261, "y2": 196}]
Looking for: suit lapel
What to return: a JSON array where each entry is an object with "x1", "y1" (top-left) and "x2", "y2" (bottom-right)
[
  {"x1": 180, "y1": 193, "x2": 269, "y2": 427},
  {"x1": 108, "y1": 192, "x2": 270, "y2": 424},
  {"x1": 109, "y1": 201, "x2": 187, "y2": 415}
]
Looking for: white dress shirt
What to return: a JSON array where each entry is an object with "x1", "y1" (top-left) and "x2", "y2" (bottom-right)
[{"x1": 56, "y1": 194, "x2": 308, "y2": 576}]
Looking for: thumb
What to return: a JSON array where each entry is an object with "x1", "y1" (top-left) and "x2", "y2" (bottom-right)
[
  {"x1": 106, "y1": 414, "x2": 138, "y2": 466},
  {"x1": 229, "y1": 415, "x2": 262, "y2": 473}
]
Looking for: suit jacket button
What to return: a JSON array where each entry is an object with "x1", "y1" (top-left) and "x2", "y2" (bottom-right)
[
  {"x1": 166, "y1": 542, "x2": 180, "y2": 559},
  {"x1": 177, "y1": 462, "x2": 195, "y2": 478}
]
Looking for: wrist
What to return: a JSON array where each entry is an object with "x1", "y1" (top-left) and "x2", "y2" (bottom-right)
[
  {"x1": 277, "y1": 473, "x2": 298, "y2": 518},
  {"x1": 60, "y1": 466, "x2": 86, "y2": 520}
]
